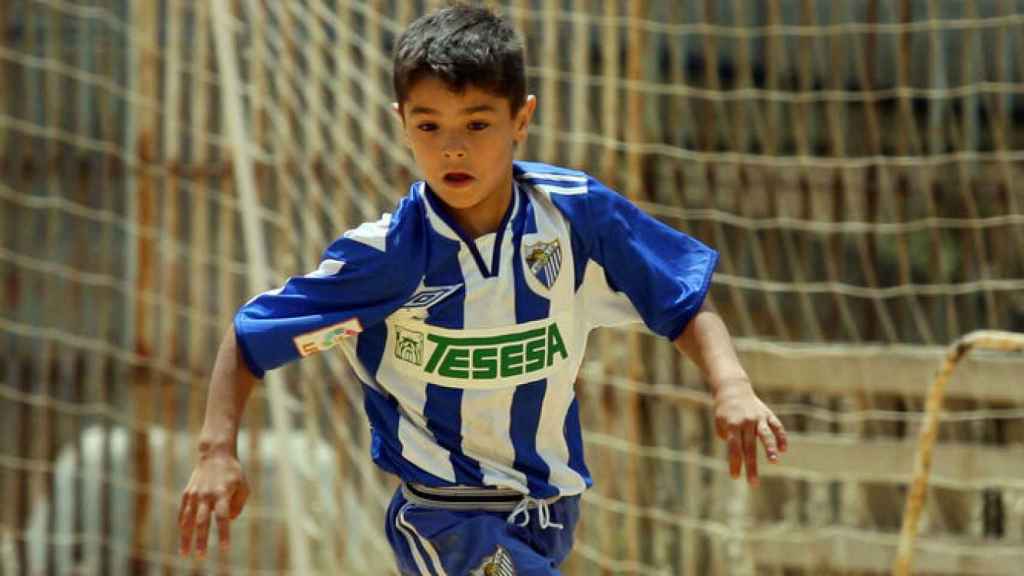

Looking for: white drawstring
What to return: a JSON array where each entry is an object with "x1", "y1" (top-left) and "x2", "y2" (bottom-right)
[{"x1": 506, "y1": 496, "x2": 564, "y2": 530}]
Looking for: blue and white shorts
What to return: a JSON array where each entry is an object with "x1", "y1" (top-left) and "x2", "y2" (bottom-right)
[{"x1": 385, "y1": 483, "x2": 581, "y2": 575}]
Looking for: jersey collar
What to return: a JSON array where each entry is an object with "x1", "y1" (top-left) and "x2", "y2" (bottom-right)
[{"x1": 422, "y1": 182, "x2": 521, "y2": 279}]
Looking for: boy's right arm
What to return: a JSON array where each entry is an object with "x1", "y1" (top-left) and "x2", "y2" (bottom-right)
[
  {"x1": 176, "y1": 199, "x2": 429, "y2": 558},
  {"x1": 178, "y1": 326, "x2": 257, "y2": 558}
]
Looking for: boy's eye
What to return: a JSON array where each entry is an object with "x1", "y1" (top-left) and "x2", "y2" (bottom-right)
[
  {"x1": 468, "y1": 121, "x2": 489, "y2": 131},
  {"x1": 417, "y1": 123, "x2": 438, "y2": 132}
]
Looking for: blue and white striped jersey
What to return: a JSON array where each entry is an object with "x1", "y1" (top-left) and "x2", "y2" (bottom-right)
[{"x1": 235, "y1": 161, "x2": 718, "y2": 498}]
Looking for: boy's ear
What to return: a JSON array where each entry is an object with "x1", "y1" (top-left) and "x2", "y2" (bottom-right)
[{"x1": 513, "y1": 95, "x2": 538, "y2": 144}]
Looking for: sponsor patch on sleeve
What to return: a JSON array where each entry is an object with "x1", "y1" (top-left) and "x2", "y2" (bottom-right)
[{"x1": 293, "y1": 318, "x2": 363, "y2": 357}]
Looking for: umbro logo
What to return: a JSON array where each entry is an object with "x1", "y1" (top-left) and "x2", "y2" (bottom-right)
[{"x1": 402, "y1": 284, "x2": 462, "y2": 309}]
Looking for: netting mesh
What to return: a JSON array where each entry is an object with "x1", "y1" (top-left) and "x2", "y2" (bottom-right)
[{"x1": 2, "y1": 1, "x2": 1024, "y2": 575}]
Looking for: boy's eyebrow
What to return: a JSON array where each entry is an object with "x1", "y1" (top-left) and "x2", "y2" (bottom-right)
[
  {"x1": 461, "y1": 104, "x2": 497, "y2": 114},
  {"x1": 407, "y1": 104, "x2": 497, "y2": 116}
]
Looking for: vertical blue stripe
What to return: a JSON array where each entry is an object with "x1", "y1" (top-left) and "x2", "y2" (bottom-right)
[
  {"x1": 358, "y1": 326, "x2": 404, "y2": 476},
  {"x1": 547, "y1": 193, "x2": 591, "y2": 293},
  {"x1": 424, "y1": 384, "x2": 479, "y2": 483},
  {"x1": 513, "y1": 189, "x2": 548, "y2": 323},
  {"x1": 510, "y1": 189, "x2": 556, "y2": 497},
  {"x1": 510, "y1": 382, "x2": 553, "y2": 496},
  {"x1": 363, "y1": 385, "x2": 402, "y2": 477},
  {"x1": 422, "y1": 233, "x2": 484, "y2": 485},
  {"x1": 563, "y1": 398, "x2": 592, "y2": 488}
]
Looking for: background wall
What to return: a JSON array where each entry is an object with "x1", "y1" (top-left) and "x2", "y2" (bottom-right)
[{"x1": 2, "y1": 1, "x2": 1024, "y2": 574}]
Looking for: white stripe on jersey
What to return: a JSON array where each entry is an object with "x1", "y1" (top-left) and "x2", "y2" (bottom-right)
[
  {"x1": 418, "y1": 182, "x2": 461, "y2": 241},
  {"x1": 305, "y1": 259, "x2": 345, "y2": 278},
  {"x1": 520, "y1": 172, "x2": 588, "y2": 195},
  {"x1": 343, "y1": 213, "x2": 391, "y2": 251},
  {"x1": 399, "y1": 402, "x2": 458, "y2": 483},
  {"x1": 519, "y1": 172, "x2": 587, "y2": 184},
  {"x1": 340, "y1": 337, "x2": 383, "y2": 393},
  {"x1": 581, "y1": 259, "x2": 642, "y2": 330},
  {"x1": 458, "y1": 217, "x2": 529, "y2": 491}
]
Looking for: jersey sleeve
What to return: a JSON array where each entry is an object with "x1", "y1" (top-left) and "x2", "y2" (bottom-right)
[
  {"x1": 233, "y1": 198, "x2": 427, "y2": 378},
  {"x1": 576, "y1": 177, "x2": 719, "y2": 340}
]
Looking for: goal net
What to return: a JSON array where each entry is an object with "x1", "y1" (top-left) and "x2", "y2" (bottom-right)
[{"x1": 2, "y1": 0, "x2": 1023, "y2": 574}]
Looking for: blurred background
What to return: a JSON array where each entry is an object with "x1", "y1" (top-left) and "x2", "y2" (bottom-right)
[{"x1": 3, "y1": 0, "x2": 1024, "y2": 574}]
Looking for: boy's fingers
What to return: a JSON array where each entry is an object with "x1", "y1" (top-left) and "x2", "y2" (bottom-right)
[
  {"x1": 215, "y1": 496, "x2": 232, "y2": 551},
  {"x1": 768, "y1": 414, "x2": 788, "y2": 452},
  {"x1": 727, "y1": 432, "x2": 742, "y2": 478},
  {"x1": 742, "y1": 424, "x2": 758, "y2": 486},
  {"x1": 715, "y1": 418, "x2": 729, "y2": 441},
  {"x1": 229, "y1": 482, "x2": 250, "y2": 519},
  {"x1": 178, "y1": 495, "x2": 195, "y2": 555},
  {"x1": 757, "y1": 420, "x2": 779, "y2": 462},
  {"x1": 178, "y1": 491, "x2": 190, "y2": 527},
  {"x1": 194, "y1": 499, "x2": 212, "y2": 557}
]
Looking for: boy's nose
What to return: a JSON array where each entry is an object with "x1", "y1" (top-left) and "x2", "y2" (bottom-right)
[{"x1": 441, "y1": 135, "x2": 468, "y2": 159}]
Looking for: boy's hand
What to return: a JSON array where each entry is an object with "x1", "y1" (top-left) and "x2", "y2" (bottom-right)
[
  {"x1": 178, "y1": 450, "x2": 250, "y2": 558},
  {"x1": 713, "y1": 378, "x2": 788, "y2": 487}
]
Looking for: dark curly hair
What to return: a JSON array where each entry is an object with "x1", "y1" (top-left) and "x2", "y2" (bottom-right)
[{"x1": 392, "y1": 3, "x2": 527, "y2": 114}]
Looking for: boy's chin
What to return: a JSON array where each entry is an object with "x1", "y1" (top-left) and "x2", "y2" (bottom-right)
[
  {"x1": 436, "y1": 195, "x2": 484, "y2": 212},
  {"x1": 429, "y1": 185, "x2": 471, "y2": 204}
]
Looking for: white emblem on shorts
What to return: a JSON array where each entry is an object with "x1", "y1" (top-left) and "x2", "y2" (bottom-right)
[{"x1": 470, "y1": 545, "x2": 515, "y2": 576}]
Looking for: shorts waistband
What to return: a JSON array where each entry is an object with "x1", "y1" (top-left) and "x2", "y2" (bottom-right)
[{"x1": 401, "y1": 482, "x2": 560, "y2": 512}]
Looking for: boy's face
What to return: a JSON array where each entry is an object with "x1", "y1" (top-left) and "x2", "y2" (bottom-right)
[{"x1": 395, "y1": 77, "x2": 536, "y2": 229}]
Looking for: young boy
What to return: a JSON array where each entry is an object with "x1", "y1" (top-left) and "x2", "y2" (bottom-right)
[{"x1": 179, "y1": 4, "x2": 787, "y2": 574}]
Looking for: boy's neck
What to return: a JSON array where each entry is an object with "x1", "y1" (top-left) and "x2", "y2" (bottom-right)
[{"x1": 446, "y1": 180, "x2": 514, "y2": 240}]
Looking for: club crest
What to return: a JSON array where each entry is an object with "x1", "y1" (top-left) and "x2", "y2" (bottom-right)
[
  {"x1": 470, "y1": 545, "x2": 516, "y2": 576},
  {"x1": 524, "y1": 239, "x2": 561, "y2": 290}
]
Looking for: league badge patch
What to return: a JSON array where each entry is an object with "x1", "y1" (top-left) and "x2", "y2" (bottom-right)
[
  {"x1": 470, "y1": 545, "x2": 515, "y2": 576},
  {"x1": 524, "y1": 239, "x2": 561, "y2": 290},
  {"x1": 293, "y1": 318, "x2": 363, "y2": 357}
]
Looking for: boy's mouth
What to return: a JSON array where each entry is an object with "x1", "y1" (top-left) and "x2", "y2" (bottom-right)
[{"x1": 443, "y1": 172, "x2": 475, "y2": 186}]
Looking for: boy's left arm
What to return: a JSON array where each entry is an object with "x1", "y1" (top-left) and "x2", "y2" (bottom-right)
[{"x1": 674, "y1": 299, "x2": 788, "y2": 486}]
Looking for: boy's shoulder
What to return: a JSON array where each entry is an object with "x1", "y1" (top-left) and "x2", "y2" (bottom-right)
[
  {"x1": 341, "y1": 183, "x2": 429, "y2": 251},
  {"x1": 513, "y1": 160, "x2": 588, "y2": 179},
  {"x1": 513, "y1": 161, "x2": 589, "y2": 193},
  {"x1": 322, "y1": 185, "x2": 430, "y2": 288},
  {"x1": 513, "y1": 161, "x2": 621, "y2": 205},
  {"x1": 513, "y1": 161, "x2": 630, "y2": 230}
]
